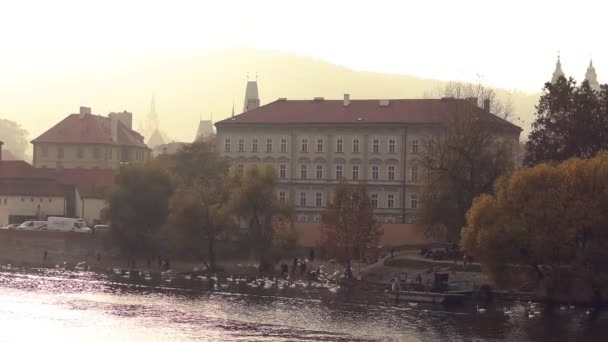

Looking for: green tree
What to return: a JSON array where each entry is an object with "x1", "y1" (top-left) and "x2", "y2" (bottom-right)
[
  {"x1": 524, "y1": 78, "x2": 608, "y2": 166},
  {"x1": 169, "y1": 181, "x2": 235, "y2": 271},
  {"x1": 108, "y1": 162, "x2": 173, "y2": 257},
  {"x1": 171, "y1": 141, "x2": 229, "y2": 186},
  {"x1": 418, "y1": 102, "x2": 517, "y2": 241},
  {"x1": 229, "y1": 165, "x2": 293, "y2": 271},
  {"x1": 461, "y1": 152, "x2": 608, "y2": 296},
  {"x1": 320, "y1": 182, "x2": 381, "y2": 269},
  {"x1": 0, "y1": 118, "x2": 28, "y2": 159}
]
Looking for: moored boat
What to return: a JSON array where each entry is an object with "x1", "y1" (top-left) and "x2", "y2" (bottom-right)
[{"x1": 386, "y1": 290, "x2": 465, "y2": 304}]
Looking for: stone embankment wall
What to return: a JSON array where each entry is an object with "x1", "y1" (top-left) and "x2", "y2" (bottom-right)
[{"x1": 0, "y1": 230, "x2": 118, "y2": 265}]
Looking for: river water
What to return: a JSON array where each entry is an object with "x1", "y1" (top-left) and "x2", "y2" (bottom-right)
[{"x1": 0, "y1": 267, "x2": 606, "y2": 341}]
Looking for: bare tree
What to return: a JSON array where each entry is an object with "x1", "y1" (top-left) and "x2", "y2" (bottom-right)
[
  {"x1": 417, "y1": 101, "x2": 516, "y2": 241},
  {"x1": 424, "y1": 81, "x2": 516, "y2": 122}
]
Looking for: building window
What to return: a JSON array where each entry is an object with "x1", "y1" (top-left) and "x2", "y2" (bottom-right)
[
  {"x1": 426, "y1": 168, "x2": 433, "y2": 183},
  {"x1": 279, "y1": 191, "x2": 286, "y2": 204},
  {"x1": 316, "y1": 139, "x2": 324, "y2": 152},
  {"x1": 280, "y1": 138, "x2": 287, "y2": 153},
  {"x1": 336, "y1": 138, "x2": 343, "y2": 153},
  {"x1": 57, "y1": 146, "x2": 64, "y2": 159},
  {"x1": 353, "y1": 139, "x2": 360, "y2": 153},
  {"x1": 238, "y1": 139, "x2": 244, "y2": 152},
  {"x1": 266, "y1": 138, "x2": 272, "y2": 153},
  {"x1": 372, "y1": 139, "x2": 379, "y2": 153},
  {"x1": 371, "y1": 193, "x2": 378, "y2": 209},
  {"x1": 316, "y1": 164, "x2": 323, "y2": 179},
  {"x1": 237, "y1": 163, "x2": 244, "y2": 176},
  {"x1": 388, "y1": 166, "x2": 396, "y2": 181},
  {"x1": 335, "y1": 165, "x2": 343, "y2": 179},
  {"x1": 279, "y1": 164, "x2": 287, "y2": 179},
  {"x1": 41, "y1": 145, "x2": 48, "y2": 157},
  {"x1": 411, "y1": 194, "x2": 418, "y2": 209},
  {"x1": 108, "y1": 148, "x2": 113, "y2": 160},
  {"x1": 411, "y1": 165, "x2": 418, "y2": 183},
  {"x1": 389, "y1": 139, "x2": 396, "y2": 153},
  {"x1": 315, "y1": 192, "x2": 323, "y2": 207},
  {"x1": 412, "y1": 139, "x2": 419, "y2": 154},
  {"x1": 313, "y1": 216, "x2": 321, "y2": 222},
  {"x1": 298, "y1": 215, "x2": 308, "y2": 222},
  {"x1": 301, "y1": 164, "x2": 308, "y2": 179},
  {"x1": 93, "y1": 147, "x2": 100, "y2": 159},
  {"x1": 77, "y1": 147, "x2": 84, "y2": 159},
  {"x1": 224, "y1": 138, "x2": 231, "y2": 152},
  {"x1": 352, "y1": 165, "x2": 359, "y2": 180},
  {"x1": 428, "y1": 140, "x2": 435, "y2": 155},
  {"x1": 301, "y1": 139, "x2": 308, "y2": 153},
  {"x1": 387, "y1": 194, "x2": 395, "y2": 209},
  {"x1": 372, "y1": 165, "x2": 379, "y2": 180},
  {"x1": 252, "y1": 139, "x2": 258, "y2": 153},
  {"x1": 299, "y1": 192, "x2": 307, "y2": 207},
  {"x1": 385, "y1": 216, "x2": 396, "y2": 223}
]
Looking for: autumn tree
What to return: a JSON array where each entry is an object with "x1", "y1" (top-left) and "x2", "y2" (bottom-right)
[
  {"x1": 418, "y1": 100, "x2": 518, "y2": 241},
  {"x1": 108, "y1": 162, "x2": 173, "y2": 257},
  {"x1": 0, "y1": 118, "x2": 28, "y2": 159},
  {"x1": 229, "y1": 165, "x2": 293, "y2": 270},
  {"x1": 461, "y1": 152, "x2": 608, "y2": 296},
  {"x1": 524, "y1": 78, "x2": 608, "y2": 166},
  {"x1": 169, "y1": 182, "x2": 235, "y2": 271},
  {"x1": 320, "y1": 182, "x2": 382, "y2": 269},
  {"x1": 168, "y1": 141, "x2": 233, "y2": 270}
]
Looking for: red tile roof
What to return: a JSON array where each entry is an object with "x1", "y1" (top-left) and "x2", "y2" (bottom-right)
[
  {"x1": 0, "y1": 160, "x2": 52, "y2": 180},
  {"x1": 0, "y1": 179, "x2": 65, "y2": 196},
  {"x1": 53, "y1": 168, "x2": 114, "y2": 198},
  {"x1": 31, "y1": 113, "x2": 147, "y2": 147},
  {"x1": 0, "y1": 160, "x2": 114, "y2": 198},
  {"x1": 216, "y1": 98, "x2": 520, "y2": 130}
]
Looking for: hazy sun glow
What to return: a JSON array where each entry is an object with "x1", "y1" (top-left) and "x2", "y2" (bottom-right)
[{"x1": 0, "y1": 0, "x2": 605, "y2": 142}]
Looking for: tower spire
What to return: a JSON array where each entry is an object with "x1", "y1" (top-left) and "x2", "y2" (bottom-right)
[
  {"x1": 585, "y1": 58, "x2": 600, "y2": 91},
  {"x1": 551, "y1": 52, "x2": 565, "y2": 83}
]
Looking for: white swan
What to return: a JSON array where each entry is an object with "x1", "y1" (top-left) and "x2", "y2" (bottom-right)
[{"x1": 476, "y1": 305, "x2": 486, "y2": 313}]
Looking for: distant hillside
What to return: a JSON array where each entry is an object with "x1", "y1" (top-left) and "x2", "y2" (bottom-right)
[{"x1": 0, "y1": 47, "x2": 539, "y2": 144}]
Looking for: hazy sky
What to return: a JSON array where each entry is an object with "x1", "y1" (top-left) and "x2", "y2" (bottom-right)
[
  {"x1": 0, "y1": 0, "x2": 604, "y2": 146},
  {"x1": 1, "y1": 0, "x2": 603, "y2": 92}
]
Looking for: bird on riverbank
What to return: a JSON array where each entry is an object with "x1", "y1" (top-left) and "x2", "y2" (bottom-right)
[
  {"x1": 476, "y1": 305, "x2": 486, "y2": 314},
  {"x1": 528, "y1": 311, "x2": 536, "y2": 319}
]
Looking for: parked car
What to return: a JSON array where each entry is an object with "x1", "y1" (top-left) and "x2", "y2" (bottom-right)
[
  {"x1": 16, "y1": 221, "x2": 47, "y2": 231},
  {"x1": 93, "y1": 224, "x2": 110, "y2": 233},
  {"x1": 47, "y1": 217, "x2": 91, "y2": 233}
]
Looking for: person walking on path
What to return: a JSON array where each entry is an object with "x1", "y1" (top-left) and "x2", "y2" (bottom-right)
[{"x1": 309, "y1": 248, "x2": 315, "y2": 262}]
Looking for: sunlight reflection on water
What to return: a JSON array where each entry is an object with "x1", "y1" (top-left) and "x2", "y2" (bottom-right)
[{"x1": 0, "y1": 268, "x2": 606, "y2": 341}]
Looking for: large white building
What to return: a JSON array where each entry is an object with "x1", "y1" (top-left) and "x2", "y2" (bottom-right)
[{"x1": 215, "y1": 86, "x2": 521, "y2": 224}]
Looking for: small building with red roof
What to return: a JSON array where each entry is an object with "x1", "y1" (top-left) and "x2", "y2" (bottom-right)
[
  {"x1": 0, "y1": 141, "x2": 114, "y2": 226},
  {"x1": 31, "y1": 106, "x2": 150, "y2": 170}
]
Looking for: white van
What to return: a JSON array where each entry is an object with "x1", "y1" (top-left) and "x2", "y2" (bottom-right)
[
  {"x1": 17, "y1": 221, "x2": 47, "y2": 231},
  {"x1": 47, "y1": 217, "x2": 92, "y2": 233}
]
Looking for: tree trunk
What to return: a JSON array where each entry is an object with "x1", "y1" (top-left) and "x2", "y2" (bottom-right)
[{"x1": 208, "y1": 237, "x2": 216, "y2": 272}]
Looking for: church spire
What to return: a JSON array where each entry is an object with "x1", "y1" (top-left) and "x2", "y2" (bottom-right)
[
  {"x1": 551, "y1": 53, "x2": 565, "y2": 83},
  {"x1": 585, "y1": 59, "x2": 600, "y2": 91}
]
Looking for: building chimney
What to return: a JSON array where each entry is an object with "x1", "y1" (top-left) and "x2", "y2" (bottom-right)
[
  {"x1": 483, "y1": 99, "x2": 491, "y2": 112},
  {"x1": 465, "y1": 97, "x2": 478, "y2": 106},
  {"x1": 343, "y1": 94, "x2": 350, "y2": 106},
  {"x1": 0, "y1": 141, "x2": 3, "y2": 161},
  {"x1": 109, "y1": 113, "x2": 118, "y2": 143},
  {"x1": 79, "y1": 106, "x2": 91, "y2": 118}
]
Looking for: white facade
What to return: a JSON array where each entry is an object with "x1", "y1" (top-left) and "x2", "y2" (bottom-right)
[{"x1": 216, "y1": 125, "x2": 452, "y2": 223}]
